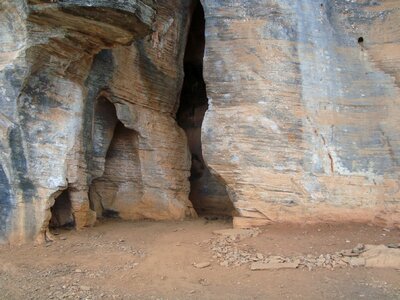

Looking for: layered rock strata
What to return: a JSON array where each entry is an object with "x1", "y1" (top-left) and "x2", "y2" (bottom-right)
[
  {"x1": 201, "y1": 0, "x2": 400, "y2": 227},
  {"x1": 0, "y1": 0, "x2": 198, "y2": 243},
  {"x1": 1, "y1": 0, "x2": 399, "y2": 244}
]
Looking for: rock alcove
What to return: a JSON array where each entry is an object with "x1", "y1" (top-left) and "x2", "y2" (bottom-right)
[{"x1": 89, "y1": 96, "x2": 142, "y2": 220}]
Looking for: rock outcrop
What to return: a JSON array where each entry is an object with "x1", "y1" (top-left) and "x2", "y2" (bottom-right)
[
  {"x1": 0, "y1": 0, "x2": 198, "y2": 243},
  {"x1": 0, "y1": 0, "x2": 399, "y2": 243},
  {"x1": 201, "y1": 0, "x2": 400, "y2": 228}
]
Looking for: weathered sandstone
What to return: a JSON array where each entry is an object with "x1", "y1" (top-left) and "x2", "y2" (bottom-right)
[
  {"x1": 201, "y1": 0, "x2": 400, "y2": 228},
  {"x1": 0, "y1": 0, "x2": 197, "y2": 243},
  {"x1": 0, "y1": 0, "x2": 399, "y2": 243}
]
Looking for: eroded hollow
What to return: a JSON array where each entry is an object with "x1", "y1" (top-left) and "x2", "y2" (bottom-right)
[
  {"x1": 50, "y1": 189, "x2": 74, "y2": 228},
  {"x1": 89, "y1": 97, "x2": 141, "y2": 220},
  {"x1": 177, "y1": 1, "x2": 234, "y2": 217}
]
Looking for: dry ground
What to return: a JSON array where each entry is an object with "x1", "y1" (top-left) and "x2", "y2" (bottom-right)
[{"x1": 0, "y1": 218, "x2": 399, "y2": 299}]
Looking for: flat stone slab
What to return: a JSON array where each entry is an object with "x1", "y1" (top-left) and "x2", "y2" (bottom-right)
[
  {"x1": 251, "y1": 261, "x2": 300, "y2": 271},
  {"x1": 361, "y1": 245, "x2": 400, "y2": 268},
  {"x1": 193, "y1": 262, "x2": 211, "y2": 269}
]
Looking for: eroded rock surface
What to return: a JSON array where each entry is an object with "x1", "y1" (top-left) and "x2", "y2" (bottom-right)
[
  {"x1": 0, "y1": 0, "x2": 197, "y2": 243},
  {"x1": 201, "y1": 0, "x2": 400, "y2": 228},
  {"x1": 1, "y1": 0, "x2": 400, "y2": 243},
  {"x1": 87, "y1": 0, "x2": 198, "y2": 222}
]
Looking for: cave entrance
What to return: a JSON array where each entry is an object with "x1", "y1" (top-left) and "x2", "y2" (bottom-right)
[
  {"x1": 89, "y1": 97, "x2": 142, "y2": 220},
  {"x1": 177, "y1": 1, "x2": 234, "y2": 217},
  {"x1": 50, "y1": 189, "x2": 74, "y2": 228}
]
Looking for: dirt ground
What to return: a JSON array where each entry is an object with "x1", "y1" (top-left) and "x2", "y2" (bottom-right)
[{"x1": 0, "y1": 218, "x2": 399, "y2": 300}]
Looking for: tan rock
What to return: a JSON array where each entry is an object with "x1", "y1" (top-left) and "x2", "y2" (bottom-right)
[
  {"x1": 361, "y1": 246, "x2": 400, "y2": 269},
  {"x1": 233, "y1": 217, "x2": 272, "y2": 229},
  {"x1": 349, "y1": 257, "x2": 366, "y2": 267},
  {"x1": 193, "y1": 262, "x2": 211, "y2": 269},
  {"x1": 251, "y1": 261, "x2": 299, "y2": 271},
  {"x1": 201, "y1": 0, "x2": 400, "y2": 228}
]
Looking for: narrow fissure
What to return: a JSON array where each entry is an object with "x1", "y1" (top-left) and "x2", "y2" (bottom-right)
[{"x1": 177, "y1": 1, "x2": 234, "y2": 217}]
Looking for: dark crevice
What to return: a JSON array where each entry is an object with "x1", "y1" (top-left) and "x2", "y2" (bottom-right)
[
  {"x1": 177, "y1": 1, "x2": 234, "y2": 217},
  {"x1": 50, "y1": 189, "x2": 75, "y2": 229}
]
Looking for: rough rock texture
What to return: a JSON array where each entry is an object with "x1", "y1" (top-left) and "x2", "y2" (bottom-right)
[
  {"x1": 1, "y1": 0, "x2": 400, "y2": 243},
  {"x1": 87, "y1": 0, "x2": 198, "y2": 222},
  {"x1": 201, "y1": 0, "x2": 400, "y2": 228},
  {"x1": 176, "y1": 3, "x2": 234, "y2": 216},
  {"x1": 0, "y1": 0, "x2": 197, "y2": 243}
]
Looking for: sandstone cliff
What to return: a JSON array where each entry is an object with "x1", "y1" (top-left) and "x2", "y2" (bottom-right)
[
  {"x1": 201, "y1": 0, "x2": 400, "y2": 228},
  {"x1": 0, "y1": 0, "x2": 399, "y2": 243}
]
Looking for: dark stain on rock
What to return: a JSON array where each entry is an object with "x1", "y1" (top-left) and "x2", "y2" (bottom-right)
[
  {"x1": 83, "y1": 49, "x2": 116, "y2": 181},
  {"x1": 0, "y1": 164, "x2": 12, "y2": 240},
  {"x1": 8, "y1": 127, "x2": 36, "y2": 203}
]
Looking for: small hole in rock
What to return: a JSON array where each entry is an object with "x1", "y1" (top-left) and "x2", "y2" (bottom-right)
[{"x1": 358, "y1": 37, "x2": 364, "y2": 44}]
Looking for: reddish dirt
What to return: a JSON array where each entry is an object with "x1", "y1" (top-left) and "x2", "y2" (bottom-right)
[{"x1": 0, "y1": 218, "x2": 399, "y2": 299}]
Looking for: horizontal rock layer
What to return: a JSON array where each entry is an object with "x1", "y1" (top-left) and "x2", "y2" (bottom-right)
[{"x1": 201, "y1": 0, "x2": 400, "y2": 227}]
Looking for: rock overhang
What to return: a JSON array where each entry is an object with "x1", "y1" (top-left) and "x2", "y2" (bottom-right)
[{"x1": 28, "y1": 0, "x2": 156, "y2": 45}]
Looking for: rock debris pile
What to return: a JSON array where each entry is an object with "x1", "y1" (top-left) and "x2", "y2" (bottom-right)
[
  {"x1": 209, "y1": 230, "x2": 261, "y2": 267},
  {"x1": 207, "y1": 229, "x2": 400, "y2": 271}
]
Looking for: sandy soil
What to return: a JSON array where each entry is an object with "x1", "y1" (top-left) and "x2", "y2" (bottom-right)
[{"x1": 0, "y1": 218, "x2": 399, "y2": 300}]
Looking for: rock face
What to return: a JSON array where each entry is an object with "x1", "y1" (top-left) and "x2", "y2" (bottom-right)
[
  {"x1": 0, "y1": 0, "x2": 197, "y2": 243},
  {"x1": 201, "y1": 0, "x2": 400, "y2": 228},
  {"x1": 1, "y1": 0, "x2": 400, "y2": 243}
]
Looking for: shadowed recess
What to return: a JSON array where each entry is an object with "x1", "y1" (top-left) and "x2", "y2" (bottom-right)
[{"x1": 177, "y1": 1, "x2": 234, "y2": 217}]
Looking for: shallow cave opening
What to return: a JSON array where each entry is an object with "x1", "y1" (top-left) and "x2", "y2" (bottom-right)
[
  {"x1": 177, "y1": 1, "x2": 234, "y2": 217},
  {"x1": 89, "y1": 97, "x2": 141, "y2": 220},
  {"x1": 50, "y1": 189, "x2": 75, "y2": 229}
]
